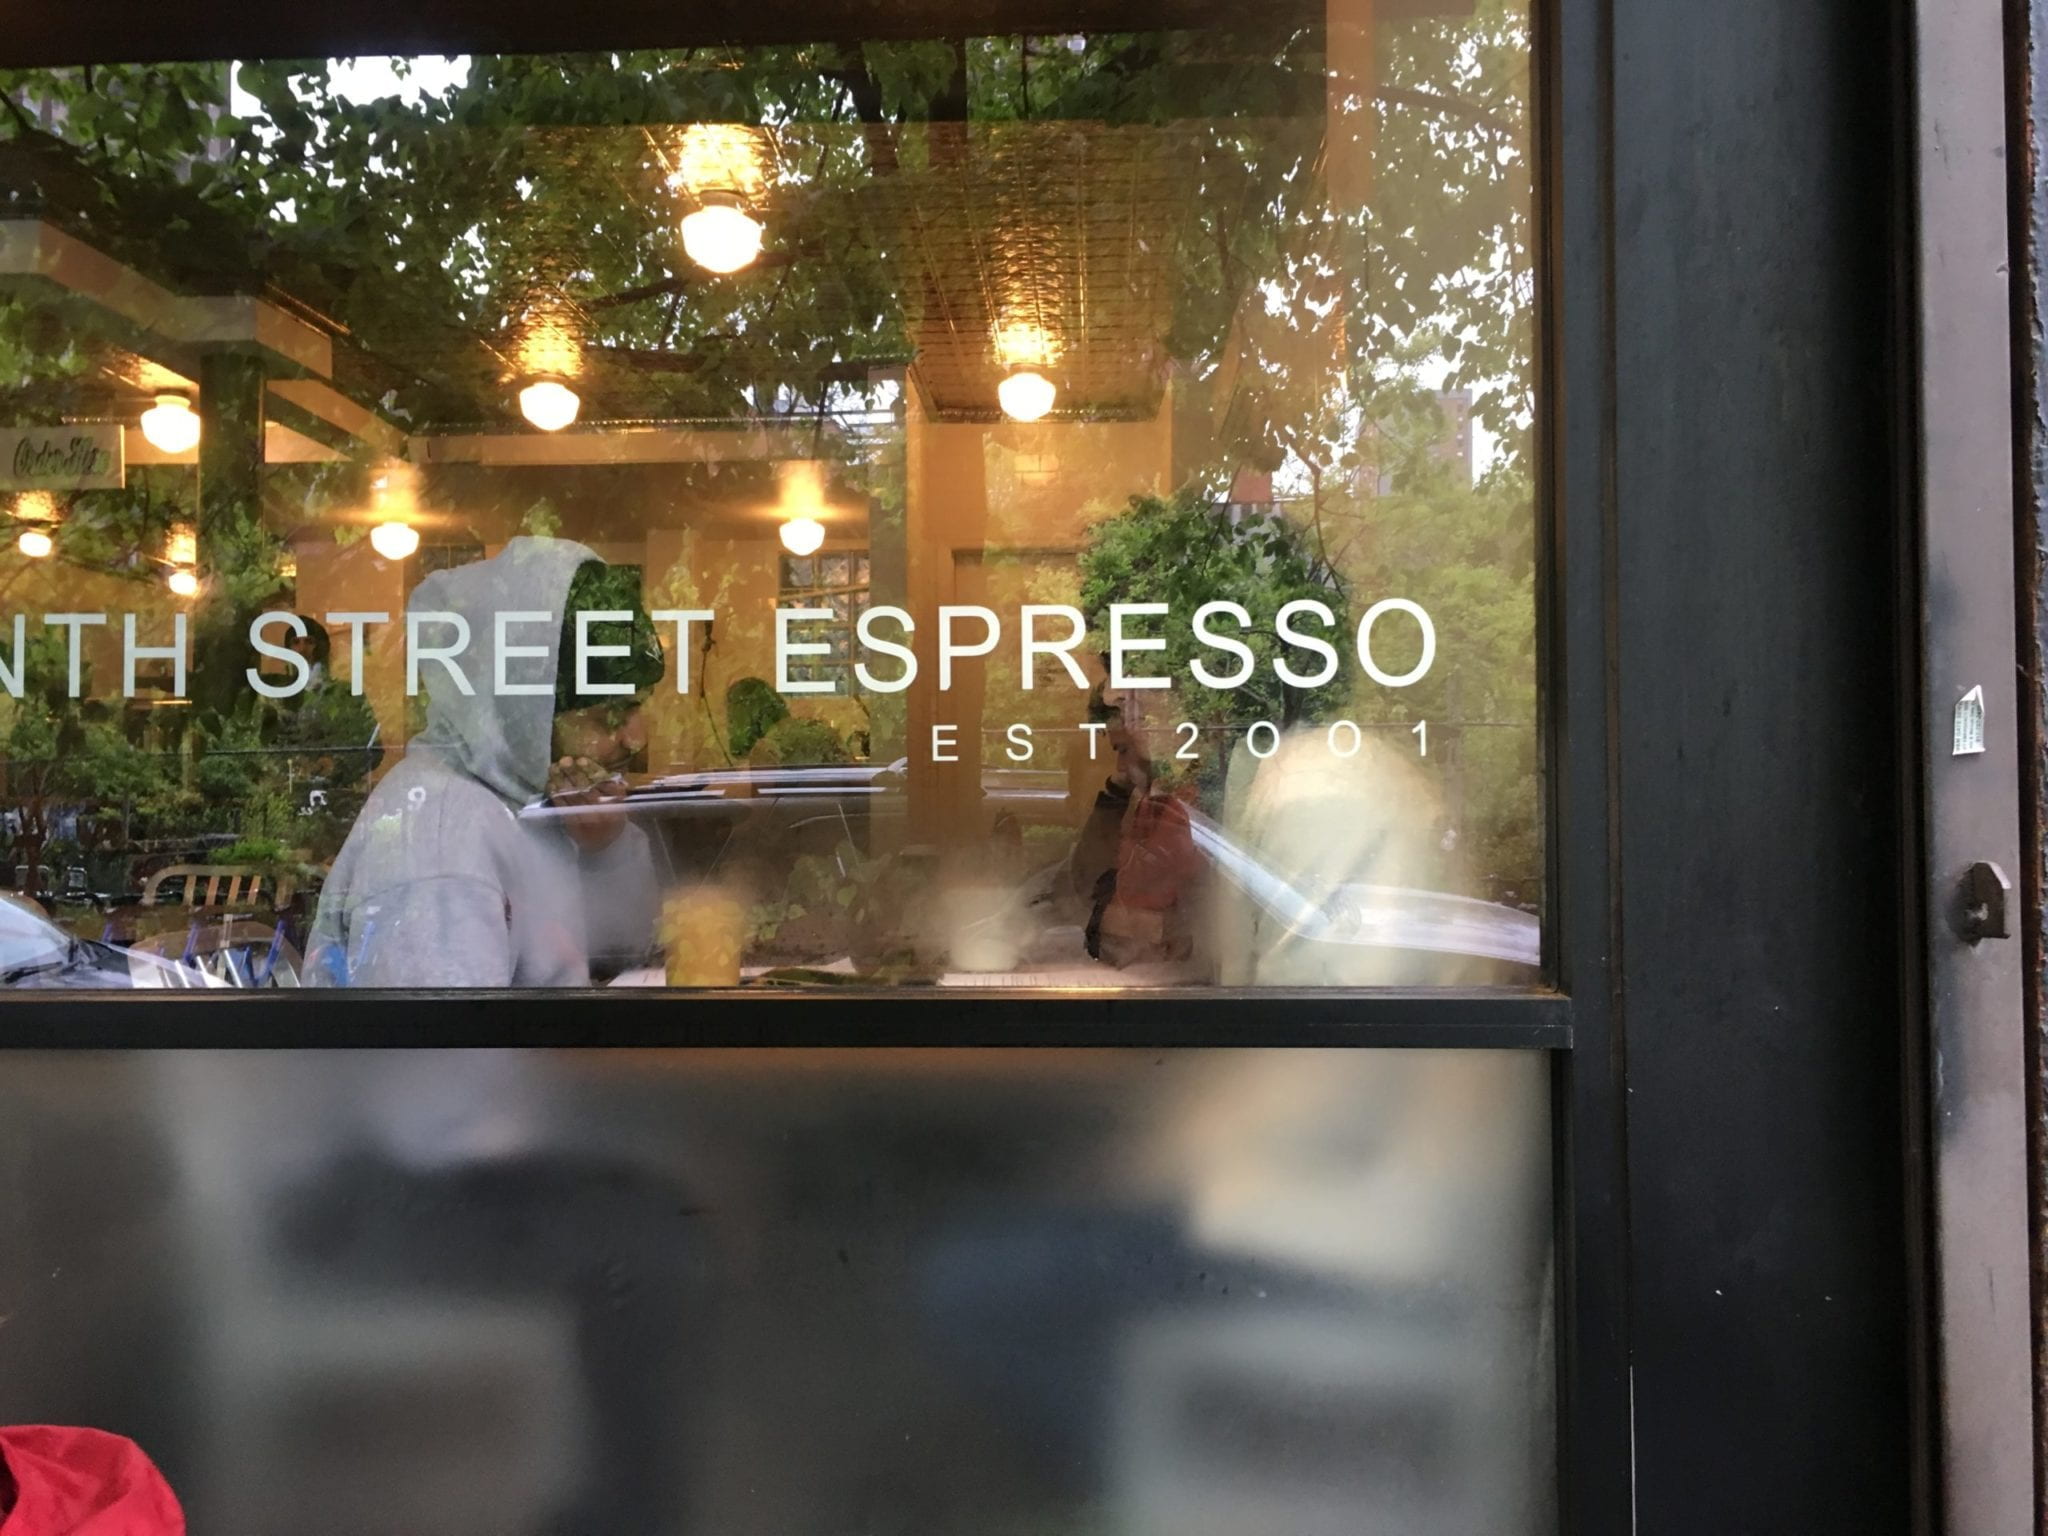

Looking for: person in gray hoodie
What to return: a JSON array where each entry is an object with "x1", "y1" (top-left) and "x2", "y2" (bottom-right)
[
  {"x1": 286, "y1": 539, "x2": 707, "y2": 1536},
  {"x1": 305, "y1": 535, "x2": 665, "y2": 989}
]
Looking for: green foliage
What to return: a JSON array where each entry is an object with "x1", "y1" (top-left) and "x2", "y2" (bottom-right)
[
  {"x1": 190, "y1": 708, "x2": 263, "y2": 802},
  {"x1": 0, "y1": 1, "x2": 1532, "y2": 449},
  {"x1": 748, "y1": 714, "x2": 848, "y2": 767},
  {"x1": 0, "y1": 622, "x2": 384, "y2": 888},
  {"x1": 725, "y1": 676, "x2": 789, "y2": 757},
  {"x1": 272, "y1": 678, "x2": 381, "y2": 789},
  {"x1": 219, "y1": 835, "x2": 291, "y2": 867},
  {"x1": 1078, "y1": 488, "x2": 1347, "y2": 727},
  {"x1": 750, "y1": 838, "x2": 927, "y2": 968},
  {"x1": 15, "y1": 475, "x2": 193, "y2": 581},
  {"x1": 518, "y1": 498, "x2": 564, "y2": 539},
  {"x1": 0, "y1": 62, "x2": 235, "y2": 179},
  {"x1": 1306, "y1": 392, "x2": 1540, "y2": 897},
  {"x1": 555, "y1": 560, "x2": 664, "y2": 708},
  {"x1": 0, "y1": 634, "x2": 145, "y2": 892}
]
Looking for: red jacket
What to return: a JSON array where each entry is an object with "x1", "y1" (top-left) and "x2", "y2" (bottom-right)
[
  {"x1": 0, "y1": 1428, "x2": 183, "y2": 1536},
  {"x1": 1113, "y1": 790, "x2": 1205, "y2": 912}
]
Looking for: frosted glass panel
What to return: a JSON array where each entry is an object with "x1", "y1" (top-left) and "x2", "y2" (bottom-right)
[{"x1": 0, "y1": 1047, "x2": 1554, "y2": 1534}]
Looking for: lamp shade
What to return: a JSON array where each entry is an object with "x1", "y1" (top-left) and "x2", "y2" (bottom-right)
[
  {"x1": 370, "y1": 521, "x2": 421, "y2": 560},
  {"x1": 997, "y1": 367, "x2": 1057, "y2": 423},
  {"x1": 682, "y1": 200, "x2": 764, "y2": 274},
  {"x1": 779, "y1": 516, "x2": 825, "y2": 556},
  {"x1": 519, "y1": 379, "x2": 581, "y2": 432},
  {"x1": 140, "y1": 393, "x2": 201, "y2": 454}
]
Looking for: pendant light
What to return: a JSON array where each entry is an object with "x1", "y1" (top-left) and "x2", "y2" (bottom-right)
[
  {"x1": 676, "y1": 125, "x2": 769, "y2": 274},
  {"x1": 997, "y1": 366, "x2": 1057, "y2": 423},
  {"x1": 682, "y1": 194, "x2": 764, "y2": 274},
  {"x1": 140, "y1": 392, "x2": 201, "y2": 454},
  {"x1": 519, "y1": 378, "x2": 581, "y2": 432},
  {"x1": 779, "y1": 516, "x2": 825, "y2": 557},
  {"x1": 370, "y1": 521, "x2": 421, "y2": 560},
  {"x1": 166, "y1": 568, "x2": 200, "y2": 598},
  {"x1": 14, "y1": 491, "x2": 56, "y2": 558}
]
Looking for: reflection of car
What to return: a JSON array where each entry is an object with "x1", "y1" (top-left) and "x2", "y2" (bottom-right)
[
  {"x1": 1185, "y1": 811, "x2": 1541, "y2": 974},
  {"x1": 522, "y1": 759, "x2": 1072, "y2": 882},
  {"x1": 0, "y1": 893, "x2": 222, "y2": 989},
  {"x1": 523, "y1": 764, "x2": 898, "y2": 880},
  {"x1": 622, "y1": 758, "x2": 1067, "y2": 815},
  {"x1": 631, "y1": 761, "x2": 902, "y2": 805}
]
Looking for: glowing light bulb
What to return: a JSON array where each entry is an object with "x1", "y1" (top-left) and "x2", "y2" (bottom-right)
[
  {"x1": 167, "y1": 568, "x2": 200, "y2": 598},
  {"x1": 16, "y1": 528, "x2": 52, "y2": 559},
  {"x1": 779, "y1": 517, "x2": 825, "y2": 557},
  {"x1": 682, "y1": 200, "x2": 764, "y2": 274},
  {"x1": 519, "y1": 378, "x2": 581, "y2": 432},
  {"x1": 140, "y1": 393, "x2": 201, "y2": 454},
  {"x1": 370, "y1": 521, "x2": 421, "y2": 560},
  {"x1": 997, "y1": 367, "x2": 1056, "y2": 423}
]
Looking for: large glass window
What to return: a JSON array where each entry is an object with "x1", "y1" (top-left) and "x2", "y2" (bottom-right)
[{"x1": 0, "y1": 0, "x2": 1537, "y2": 989}]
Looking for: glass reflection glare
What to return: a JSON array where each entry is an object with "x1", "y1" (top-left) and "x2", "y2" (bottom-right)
[
  {"x1": 777, "y1": 516, "x2": 824, "y2": 556},
  {"x1": 369, "y1": 521, "x2": 420, "y2": 560}
]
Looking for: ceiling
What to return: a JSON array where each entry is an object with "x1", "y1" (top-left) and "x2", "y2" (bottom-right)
[{"x1": 6, "y1": 0, "x2": 1475, "y2": 70}]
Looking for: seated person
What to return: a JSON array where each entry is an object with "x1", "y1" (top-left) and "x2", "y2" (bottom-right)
[
  {"x1": 305, "y1": 539, "x2": 664, "y2": 987},
  {"x1": 1057, "y1": 678, "x2": 1208, "y2": 969}
]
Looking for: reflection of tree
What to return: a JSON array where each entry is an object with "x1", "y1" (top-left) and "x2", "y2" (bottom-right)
[
  {"x1": 725, "y1": 677, "x2": 787, "y2": 758},
  {"x1": 2, "y1": 0, "x2": 1531, "y2": 442},
  {"x1": 0, "y1": 5, "x2": 1537, "y2": 886},
  {"x1": 0, "y1": 633, "x2": 162, "y2": 897},
  {"x1": 973, "y1": 552, "x2": 1087, "y2": 738},
  {"x1": 1076, "y1": 386, "x2": 1538, "y2": 899},
  {"x1": 0, "y1": 623, "x2": 383, "y2": 894},
  {"x1": 1313, "y1": 390, "x2": 1539, "y2": 900},
  {"x1": 1079, "y1": 488, "x2": 1349, "y2": 735}
]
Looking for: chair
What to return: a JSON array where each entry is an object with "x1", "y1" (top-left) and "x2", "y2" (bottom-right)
[{"x1": 130, "y1": 918, "x2": 304, "y2": 987}]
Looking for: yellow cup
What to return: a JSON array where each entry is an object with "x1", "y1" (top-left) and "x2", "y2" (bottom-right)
[{"x1": 661, "y1": 888, "x2": 746, "y2": 987}]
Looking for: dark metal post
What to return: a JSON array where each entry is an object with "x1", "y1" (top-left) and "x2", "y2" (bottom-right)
[
  {"x1": 198, "y1": 351, "x2": 265, "y2": 560},
  {"x1": 1910, "y1": 0, "x2": 2035, "y2": 1527},
  {"x1": 2006, "y1": 0, "x2": 2048, "y2": 1526},
  {"x1": 195, "y1": 349, "x2": 269, "y2": 714}
]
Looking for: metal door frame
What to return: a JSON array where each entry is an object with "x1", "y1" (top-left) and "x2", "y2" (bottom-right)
[
  {"x1": 0, "y1": 1, "x2": 1970, "y2": 1531},
  {"x1": 1909, "y1": 0, "x2": 2038, "y2": 1531}
]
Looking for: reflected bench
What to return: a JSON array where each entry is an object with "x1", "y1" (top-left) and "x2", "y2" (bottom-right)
[{"x1": 141, "y1": 865, "x2": 300, "y2": 911}]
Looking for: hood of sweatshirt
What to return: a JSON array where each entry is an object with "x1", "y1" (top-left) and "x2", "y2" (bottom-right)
[{"x1": 404, "y1": 534, "x2": 598, "y2": 806}]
